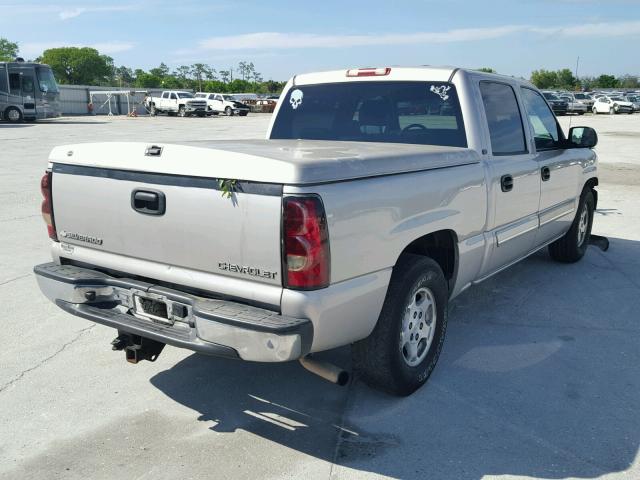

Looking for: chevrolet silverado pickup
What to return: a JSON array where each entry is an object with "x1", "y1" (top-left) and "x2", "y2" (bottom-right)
[
  {"x1": 144, "y1": 90, "x2": 208, "y2": 117},
  {"x1": 35, "y1": 67, "x2": 599, "y2": 395}
]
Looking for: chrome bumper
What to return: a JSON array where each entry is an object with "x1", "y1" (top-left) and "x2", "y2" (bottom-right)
[{"x1": 34, "y1": 262, "x2": 312, "y2": 362}]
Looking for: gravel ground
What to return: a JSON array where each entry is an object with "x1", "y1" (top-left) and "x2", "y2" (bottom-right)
[{"x1": 0, "y1": 112, "x2": 638, "y2": 480}]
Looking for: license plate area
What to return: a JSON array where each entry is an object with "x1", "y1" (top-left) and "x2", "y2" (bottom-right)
[{"x1": 133, "y1": 294, "x2": 172, "y2": 324}]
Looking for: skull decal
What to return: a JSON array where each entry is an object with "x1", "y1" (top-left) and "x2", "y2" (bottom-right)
[
  {"x1": 430, "y1": 85, "x2": 451, "y2": 101},
  {"x1": 289, "y1": 89, "x2": 304, "y2": 109}
]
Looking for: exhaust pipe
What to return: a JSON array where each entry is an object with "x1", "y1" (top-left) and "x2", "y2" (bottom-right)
[{"x1": 299, "y1": 355, "x2": 350, "y2": 386}]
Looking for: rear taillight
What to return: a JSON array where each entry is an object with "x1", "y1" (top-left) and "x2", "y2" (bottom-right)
[
  {"x1": 282, "y1": 195, "x2": 330, "y2": 289},
  {"x1": 346, "y1": 67, "x2": 391, "y2": 77},
  {"x1": 40, "y1": 171, "x2": 57, "y2": 241}
]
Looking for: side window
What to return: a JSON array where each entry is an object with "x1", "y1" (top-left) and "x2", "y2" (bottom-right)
[
  {"x1": 479, "y1": 81, "x2": 527, "y2": 156},
  {"x1": 216, "y1": 95, "x2": 223, "y2": 101},
  {"x1": 162, "y1": 92, "x2": 169, "y2": 99},
  {"x1": 22, "y1": 75, "x2": 35, "y2": 95},
  {"x1": 9, "y1": 73, "x2": 21, "y2": 95},
  {"x1": 520, "y1": 87, "x2": 563, "y2": 150},
  {"x1": 0, "y1": 66, "x2": 7, "y2": 93},
  {"x1": 209, "y1": 94, "x2": 215, "y2": 100},
  {"x1": 170, "y1": 93, "x2": 177, "y2": 100}
]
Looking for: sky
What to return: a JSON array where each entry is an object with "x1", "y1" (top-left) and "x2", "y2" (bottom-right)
[{"x1": 1, "y1": 0, "x2": 639, "y2": 81}]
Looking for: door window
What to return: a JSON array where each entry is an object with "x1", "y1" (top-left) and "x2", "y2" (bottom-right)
[
  {"x1": 9, "y1": 73, "x2": 21, "y2": 95},
  {"x1": 479, "y1": 81, "x2": 527, "y2": 156},
  {"x1": 22, "y1": 76, "x2": 35, "y2": 96},
  {"x1": 170, "y1": 93, "x2": 177, "y2": 100},
  {"x1": 520, "y1": 87, "x2": 563, "y2": 150},
  {"x1": 162, "y1": 92, "x2": 169, "y2": 99},
  {"x1": 0, "y1": 65, "x2": 7, "y2": 93}
]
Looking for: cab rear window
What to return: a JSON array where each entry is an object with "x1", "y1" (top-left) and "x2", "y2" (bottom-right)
[{"x1": 271, "y1": 81, "x2": 467, "y2": 148}]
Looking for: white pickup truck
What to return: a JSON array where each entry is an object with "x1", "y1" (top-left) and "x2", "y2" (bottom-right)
[
  {"x1": 194, "y1": 92, "x2": 251, "y2": 116},
  {"x1": 35, "y1": 67, "x2": 600, "y2": 395},
  {"x1": 144, "y1": 90, "x2": 208, "y2": 117}
]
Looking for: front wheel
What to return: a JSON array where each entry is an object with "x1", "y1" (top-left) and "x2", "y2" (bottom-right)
[
  {"x1": 592, "y1": 107, "x2": 598, "y2": 114},
  {"x1": 549, "y1": 189, "x2": 595, "y2": 263},
  {"x1": 5, "y1": 107, "x2": 23, "y2": 123},
  {"x1": 225, "y1": 106, "x2": 233, "y2": 116},
  {"x1": 178, "y1": 106, "x2": 186, "y2": 117},
  {"x1": 352, "y1": 254, "x2": 448, "y2": 396}
]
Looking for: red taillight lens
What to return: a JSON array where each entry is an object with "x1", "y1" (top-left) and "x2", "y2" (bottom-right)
[
  {"x1": 346, "y1": 67, "x2": 391, "y2": 77},
  {"x1": 40, "y1": 171, "x2": 57, "y2": 241},
  {"x1": 283, "y1": 196, "x2": 330, "y2": 289}
]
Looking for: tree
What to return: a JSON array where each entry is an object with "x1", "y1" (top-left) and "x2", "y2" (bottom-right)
[
  {"x1": 191, "y1": 63, "x2": 214, "y2": 91},
  {"x1": 149, "y1": 63, "x2": 170, "y2": 78},
  {"x1": 219, "y1": 70, "x2": 230, "y2": 83},
  {"x1": 40, "y1": 47, "x2": 113, "y2": 85},
  {"x1": 556, "y1": 68, "x2": 577, "y2": 90},
  {"x1": 594, "y1": 74, "x2": 618, "y2": 88},
  {"x1": 0, "y1": 38, "x2": 19, "y2": 61},
  {"x1": 530, "y1": 69, "x2": 558, "y2": 89},
  {"x1": 114, "y1": 66, "x2": 134, "y2": 87},
  {"x1": 476, "y1": 67, "x2": 496, "y2": 73},
  {"x1": 618, "y1": 75, "x2": 640, "y2": 89}
]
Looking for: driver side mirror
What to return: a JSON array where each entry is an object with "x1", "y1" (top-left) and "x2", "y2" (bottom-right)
[{"x1": 568, "y1": 126, "x2": 598, "y2": 149}]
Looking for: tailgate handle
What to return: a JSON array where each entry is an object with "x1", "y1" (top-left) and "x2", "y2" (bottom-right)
[
  {"x1": 145, "y1": 145, "x2": 163, "y2": 156},
  {"x1": 131, "y1": 189, "x2": 166, "y2": 216}
]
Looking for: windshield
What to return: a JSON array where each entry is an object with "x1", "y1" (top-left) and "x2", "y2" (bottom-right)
[
  {"x1": 36, "y1": 66, "x2": 59, "y2": 93},
  {"x1": 271, "y1": 81, "x2": 467, "y2": 147},
  {"x1": 177, "y1": 92, "x2": 194, "y2": 99},
  {"x1": 610, "y1": 97, "x2": 624, "y2": 101},
  {"x1": 543, "y1": 92, "x2": 558, "y2": 100},
  {"x1": 223, "y1": 95, "x2": 236, "y2": 101},
  {"x1": 194, "y1": 93, "x2": 206, "y2": 98},
  {"x1": 574, "y1": 93, "x2": 587, "y2": 99}
]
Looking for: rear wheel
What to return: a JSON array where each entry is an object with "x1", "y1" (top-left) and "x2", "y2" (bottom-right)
[
  {"x1": 549, "y1": 189, "x2": 595, "y2": 263},
  {"x1": 352, "y1": 254, "x2": 448, "y2": 396},
  {"x1": 5, "y1": 107, "x2": 23, "y2": 123}
]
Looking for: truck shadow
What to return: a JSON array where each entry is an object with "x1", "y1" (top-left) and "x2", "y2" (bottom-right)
[{"x1": 150, "y1": 237, "x2": 640, "y2": 479}]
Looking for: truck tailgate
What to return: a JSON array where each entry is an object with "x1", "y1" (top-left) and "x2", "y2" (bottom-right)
[{"x1": 50, "y1": 161, "x2": 283, "y2": 293}]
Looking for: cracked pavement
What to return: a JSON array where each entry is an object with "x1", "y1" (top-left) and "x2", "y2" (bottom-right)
[{"x1": 1, "y1": 114, "x2": 638, "y2": 480}]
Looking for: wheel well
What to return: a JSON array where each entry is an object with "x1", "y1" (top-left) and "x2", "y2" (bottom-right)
[
  {"x1": 585, "y1": 177, "x2": 599, "y2": 208},
  {"x1": 400, "y1": 230, "x2": 458, "y2": 291}
]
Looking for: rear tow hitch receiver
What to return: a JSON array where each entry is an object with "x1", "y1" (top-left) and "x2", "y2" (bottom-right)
[{"x1": 111, "y1": 333, "x2": 165, "y2": 364}]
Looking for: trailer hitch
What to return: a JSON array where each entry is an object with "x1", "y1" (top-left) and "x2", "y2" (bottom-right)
[{"x1": 111, "y1": 332, "x2": 165, "y2": 364}]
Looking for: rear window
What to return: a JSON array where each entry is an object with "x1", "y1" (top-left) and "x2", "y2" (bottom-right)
[{"x1": 271, "y1": 81, "x2": 467, "y2": 147}]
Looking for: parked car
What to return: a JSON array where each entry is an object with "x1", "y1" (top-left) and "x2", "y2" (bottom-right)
[
  {"x1": 566, "y1": 92, "x2": 594, "y2": 110},
  {"x1": 542, "y1": 91, "x2": 568, "y2": 115},
  {"x1": 144, "y1": 91, "x2": 207, "y2": 117},
  {"x1": 34, "y1": 67, "x2": 599, "y2": 396},
  {"x1": 592, "y1": 95, "x2": 634, "y2": 114},
  {"x1": 624, "y1": 95, "x2": 640, "y2": 112},
  {"x1": 559, "y1": 95, "x2": 587, "y2": 115},
  {"x1": 194, "y1": 92, "x2": 250, "y2": 116}
]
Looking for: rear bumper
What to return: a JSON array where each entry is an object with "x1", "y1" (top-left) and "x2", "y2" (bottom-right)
[{"x1": 34, "y1": 262, "x2": 312, "y2": 362}]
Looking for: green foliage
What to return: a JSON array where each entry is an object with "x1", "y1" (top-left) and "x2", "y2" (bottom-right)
[
  {"x1": 0, "y1": 37, "x2": 19, "y2": 61},
  {"x1": 40, "y1": 47, "x2": 114, "y2": 85},
  {"x1": 530, "y1": 69, "x2": 559, "y2": 89},
  {"x1": 618, "y1": 75, "x2": 640, "y2": 89},
  {"x1": 595, "y1": 74, "x2": 619, "y2": 89},
  {"x1": 218, "y1": 179, "x2": 238, "y2": 198},
  {"x1": 555, "y1": 68, "x2": 577, "y2": 90},
  {"x1": 476, "y1": 67, "x2": 496, "y2": 73}
]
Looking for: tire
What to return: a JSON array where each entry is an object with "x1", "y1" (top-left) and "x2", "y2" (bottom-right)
[
  {"x1": 149, "y1": 104, "x2": 157, "y2": 116},
  {"x1": 578, "y1": 112, "x2": 584, "y2": 115},
  {"x1": 5, "y1": 107, "x2": 23, "y2": 123},
  {"x1": 549, "y1": 189, "x2": 595, "y2": 263},
  {"x1": 197, "y1": 112, "x2": 205, "y2": 117},
  {"x1": 178, "y1": 106, "x2": 186, "y2": 117},
  {"x1": 352, "y1": 254, "x2": 449, "y2": 396},
  {"x1": 225, "y1": 106, "x2": 233, "y2": 116},
  {"x1": 610, "y1": 105, "x2": 617, "y2": 115},
  {"x1": 592, "y1": 107, "x2": 598, "y2": 114},
  {"x1": 239, "y1": 111, "x2": 248, "y2": 117}
]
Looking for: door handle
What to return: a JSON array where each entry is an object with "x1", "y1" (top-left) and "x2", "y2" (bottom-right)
[
  {"x1": 541, "y1": 166, "x2": 551, "y2": 181},
  {"x1": 500, "y1": 174, "x2": 514, "y2": 192},
  {"x1": 131, "y1": 189, "x2": 165, "y2": 215}
]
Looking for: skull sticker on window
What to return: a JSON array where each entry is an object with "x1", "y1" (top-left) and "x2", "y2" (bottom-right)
[
  {"x1": 430, "y1": 85, "x2": 451, "y2": 101},
  {"x1": 289, "y1": 89, "x2": 304, "y2": 109}
]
